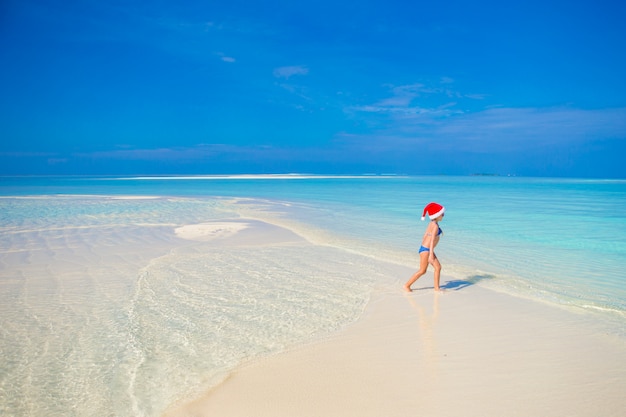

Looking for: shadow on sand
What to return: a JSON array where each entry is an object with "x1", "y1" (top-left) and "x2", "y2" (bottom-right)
[{"x1": 440, "y1": 274, "x2": 495, "y2": 291}]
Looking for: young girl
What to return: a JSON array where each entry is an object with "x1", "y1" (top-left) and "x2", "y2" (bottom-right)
[{"x1": 404, "y1": 202, "x2": 445, "y2": 292}]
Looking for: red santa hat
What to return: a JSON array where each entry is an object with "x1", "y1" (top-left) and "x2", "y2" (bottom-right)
[{"x1": 421, "y1": 202, "x2": 445, "y2": 220}]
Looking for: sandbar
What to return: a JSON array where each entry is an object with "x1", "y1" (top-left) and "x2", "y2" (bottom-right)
[{"x1": 174, "y1": 222, "x2": 250, "y2": 241}]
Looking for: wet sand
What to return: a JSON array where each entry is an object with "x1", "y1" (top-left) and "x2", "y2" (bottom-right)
[{"x1": 164, "y1": 231, "x2": 626, "y2": 417}]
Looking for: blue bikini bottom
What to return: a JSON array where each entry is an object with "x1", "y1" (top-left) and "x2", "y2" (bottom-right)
[{"x1": 418, "y1": 245, "x2": 430, "y2": 253}]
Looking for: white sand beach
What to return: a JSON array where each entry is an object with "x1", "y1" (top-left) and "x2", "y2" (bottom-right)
[
  {"x1": 174, "y1": 221, "x2": 250, "y2": 241},
  {"x1": 3, "y1": 208, "x2": 625, "y2": 417},
  {"x1": 165, "y1": 223, "x2": 626, "y2": 417}
]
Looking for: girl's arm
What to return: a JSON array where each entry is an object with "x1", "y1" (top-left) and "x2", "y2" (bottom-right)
[{"x1": 427, "y1": 222, "x2": 437, "y2": 262}]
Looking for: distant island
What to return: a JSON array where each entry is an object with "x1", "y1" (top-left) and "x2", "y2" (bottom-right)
[{"x1": 469, "y1": 173, "x2": 517, "y2": 177}]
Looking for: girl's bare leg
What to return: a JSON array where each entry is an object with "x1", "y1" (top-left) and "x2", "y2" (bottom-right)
[
  {"x1": 431, "y1": 256, "x2": 442, "y2": 291},
  {"x1": 404, "y1": 251, "x2": 430, "y2": 291}
]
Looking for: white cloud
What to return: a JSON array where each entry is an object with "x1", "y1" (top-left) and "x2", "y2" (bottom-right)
[
  {"x1": 0, "y1": 151, "x2": 57, "y2": 157},
  {"x1": 437, "y1": 107, "x2": 626, "y2": 150},
  {"x1": 76, "y1": 145, "x2": 226, "y2": 161},
  {"x1": 214, "y1": 52, "x2": 236, "y2": 63},
  {"x1": 349, "y1": 81, "x2": 483, "y2": 118},
  {"x1": 339, "y1": 105, "x2": 626, "y2": 155},
  {"x1": 273, "y1": 65, "x2": 309, "y2": 79}
]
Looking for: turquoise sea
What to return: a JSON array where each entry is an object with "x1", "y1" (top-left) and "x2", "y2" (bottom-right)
[{"x1": 1, "y1": 175, "x2": 625, "y2": 416}]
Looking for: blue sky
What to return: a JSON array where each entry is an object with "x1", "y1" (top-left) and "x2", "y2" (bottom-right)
[{"x1": 1, "y1": 0, "x2": 625, "y2": 177}]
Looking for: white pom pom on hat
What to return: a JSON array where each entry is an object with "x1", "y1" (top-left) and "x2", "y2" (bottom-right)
[{"x1": 421, "y1": 202, "x2": 445, "y2": 220}]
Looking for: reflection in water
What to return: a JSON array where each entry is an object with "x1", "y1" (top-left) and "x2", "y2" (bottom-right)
[{"x1": 404, "y1": 292, "x2": 440, "y2": 408}]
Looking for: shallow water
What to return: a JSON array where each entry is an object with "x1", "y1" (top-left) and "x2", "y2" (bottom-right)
[
  {"x1": 1, "y1": 176, "x2": 625, "y2": 416},
  {"x1": 0, "y1": 196, "x2": 391, "y2": 417}
]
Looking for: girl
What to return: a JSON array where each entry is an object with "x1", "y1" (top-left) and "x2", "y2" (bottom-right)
[{"x1": 404, "y1": 202, "x2": 445, "y2": 292}]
